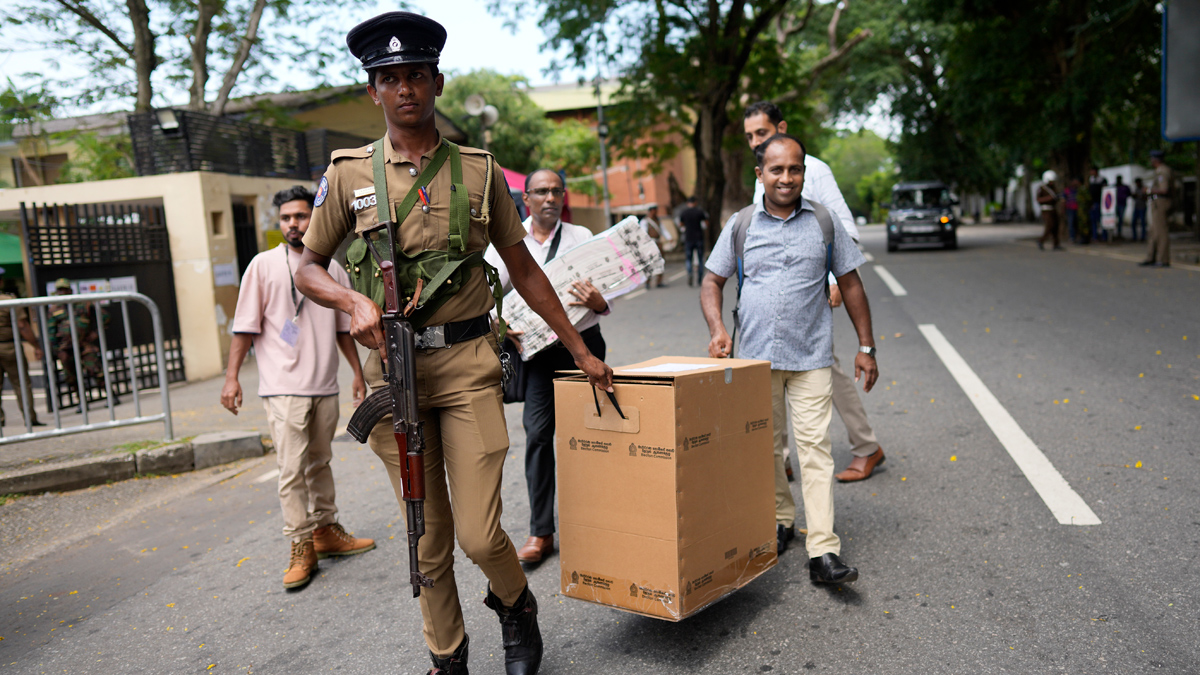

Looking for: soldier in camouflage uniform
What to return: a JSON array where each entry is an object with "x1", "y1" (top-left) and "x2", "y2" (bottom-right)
[{"x1": 47, "y1": 279, "x2": 115, "y2": 406}]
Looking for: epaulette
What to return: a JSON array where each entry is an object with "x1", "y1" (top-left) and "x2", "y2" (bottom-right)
[
  {"x1": 331, "y1": 145, "x2": 375, "y2": 162},
  {"x1": 456, "y1": 144, "x2": 493, "y2": 158}
]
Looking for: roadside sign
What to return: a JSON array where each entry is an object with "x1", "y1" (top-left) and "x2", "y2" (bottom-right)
[{"x1": 1100, "y1": 186, "x2": 1117, "y2": 230}]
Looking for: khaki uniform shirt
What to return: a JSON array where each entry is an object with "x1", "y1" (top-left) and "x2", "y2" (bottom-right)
[
  {"x1": 303, "y1": 134, "x2": 527, "y2": 328},
  {"x1": 1153, "y1": 164, "x2": 1173, "y2": 198}
]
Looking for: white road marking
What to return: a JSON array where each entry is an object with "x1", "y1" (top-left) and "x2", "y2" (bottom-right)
[
  {"x1": 918, "y1": 324, "x2": 1101, "y2": 526},
  {"x1": 862, "y1": 251, "x2": 875, "y2": 262},
  {"x1": 252, "y1": 468, "x2": 280, "y2": 484},
  {"x1": 624, "y1": 288, "x2": 647, "y2": 300},
  {"x1": 666, "y1": 270, "x2": 688, "y2": 283},
  {"x1": 873, "y1": 265, "x2": 908, "y2": 296}
]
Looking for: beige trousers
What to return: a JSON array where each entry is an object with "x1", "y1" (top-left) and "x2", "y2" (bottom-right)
[
  {"x1": 771, "y1": 367, "x2": 840, "y2": 558},
  {"x1": 830, "y1": 353, "x2": 879, "y2": 458},
  {"x1": 1147, "y1": 198, "x2": 1171, "y2": 264},
  {"x1": 366, "y1": 334, "x2": 526, "y2": 658},
  {"x1": 263, "y1": 394, "x2": 340, "y2": 541}
]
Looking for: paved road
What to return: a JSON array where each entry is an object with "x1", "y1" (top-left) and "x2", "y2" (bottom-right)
[{"x1": 2, "y1": 224, "x2": 1197, "y2": 673}]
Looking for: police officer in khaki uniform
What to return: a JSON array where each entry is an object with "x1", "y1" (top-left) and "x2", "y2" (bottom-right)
[
  {"x1": 1140, "y1": 150, "x2": 1173, "y2": 268},
  {"x1": 293, "y1": 12, "x2": 613, "y2": 675}
]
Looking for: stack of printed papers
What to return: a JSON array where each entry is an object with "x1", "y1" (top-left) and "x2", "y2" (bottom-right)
[{"x1": 505, "y1": 216, "x2": 664, "y2": 360}]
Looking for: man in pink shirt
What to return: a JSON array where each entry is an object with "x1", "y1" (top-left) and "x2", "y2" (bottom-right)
[{"x1": 222, "y1": 186, "x2": 373, "y2": 590}]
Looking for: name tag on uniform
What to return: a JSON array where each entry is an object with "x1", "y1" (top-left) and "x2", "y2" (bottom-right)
[
  {"x1": 353, "y1": 186, "x2": 376, "y2": 198},
  {"x1": 280, "y1": 318, "x2": 300, "y2": 347}
]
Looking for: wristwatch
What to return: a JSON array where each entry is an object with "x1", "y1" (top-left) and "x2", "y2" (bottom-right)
[{"x1": 858, "y1": 345, "x2": 876, "y2": 358}]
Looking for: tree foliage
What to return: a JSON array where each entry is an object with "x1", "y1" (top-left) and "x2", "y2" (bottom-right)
[
  {"x1": 57, "y1": 132, "x2": 137, "y2": 182},
  {"x1": 440, "y1": 70, "x2": 551, "y2": 175},
  {"x1": 539, "y1": 118, "x2": 603, "y2": 197},
  {"x1": 0, "y1": 0, "x2": 376, "y2": 114},
  {"x1": 822, "y1": 129, "x2": 892, "y2": 217}
]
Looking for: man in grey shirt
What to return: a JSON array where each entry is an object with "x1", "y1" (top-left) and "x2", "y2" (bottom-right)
[{"x1": 700, "y1": 133, "x2": 878, "y2": 584}]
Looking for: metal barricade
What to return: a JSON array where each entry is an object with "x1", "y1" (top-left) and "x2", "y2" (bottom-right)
[{"x1": 0, "y1": 292, "x2": 173, "y2": 444}]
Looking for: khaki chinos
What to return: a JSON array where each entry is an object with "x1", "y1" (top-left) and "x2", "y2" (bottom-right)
[
  {"x1": 365, "y1": 334, "x2": 525, "y2": 656},
  {"x1": 771, "y1": 367, "x2": 840, "y2": 558},
  {"x1": 263, "y1": 394, "x2": 340, "y2": 540}
]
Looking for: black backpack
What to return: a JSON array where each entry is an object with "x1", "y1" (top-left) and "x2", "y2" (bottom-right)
[{"x1": 730, "y1": 200, "x2": 836, "y2": 353}]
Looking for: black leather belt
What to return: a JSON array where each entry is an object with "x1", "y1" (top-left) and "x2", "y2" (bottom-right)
[{"x1": 414, "y1": 314, "x2": 492, "y2": 350}]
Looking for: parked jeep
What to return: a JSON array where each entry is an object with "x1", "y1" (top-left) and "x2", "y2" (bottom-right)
[{"x1": 885, "y1": 181, "x2": 959, "y2": 252}]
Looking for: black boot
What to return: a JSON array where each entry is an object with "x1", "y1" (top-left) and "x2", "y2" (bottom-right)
[
  {"x1": 428, "y1": 634, "x2": 469, "y2": 675},
  {"x1": 484, "y1": 586, "x2": 543, "y2": 675}
]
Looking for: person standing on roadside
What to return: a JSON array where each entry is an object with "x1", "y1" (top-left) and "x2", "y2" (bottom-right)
[
  {"x1": 640, "y1": 204, "x2": 668, "y2": 289},
  {"x1": 0, "y1": 288, "x2": 44, "y2": 428},
  {"x1": 484, "y1": 169, "x2": 611, "y2": 568},
  {"x1": 743, "y1": 101, "x2": 886, "y2": 483},
  {"x1": 222, "y1": 185, "x2": 374, "y2": 591},
  {"x1": 678, "y1": 196, "x2": 708, "y2": 287},
  {"x1": 1063, "y1": 179, "x2": 1080, "y2": 243},
  {"x1": 1114, "y1": 175, "x2": 1131, "y2": 241},
  {"x1": 1140, "y1": 150, "x2": 1173, "y2": 267},
  {"x1": 1130, "y1": 177, "x2": 1148, "y2": 242},
  {"x1": 1036, "y1": 170, "x2": 1063, "y2": 251},
  {"x1": 292, "y1": 12, "x2": 614, "y2": 674},
  {"x1": 702, "y1": 133, "x2": 875, "y2": 584}
]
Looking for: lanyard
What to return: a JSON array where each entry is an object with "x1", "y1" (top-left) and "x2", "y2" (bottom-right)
[{"x1": 283, "y1": 245, "x2": 304, "y2": 319}]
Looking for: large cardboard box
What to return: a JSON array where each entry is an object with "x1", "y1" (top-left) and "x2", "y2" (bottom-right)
[{"x1": 554, "y1": 356, "x2": 777, "y2": 621}]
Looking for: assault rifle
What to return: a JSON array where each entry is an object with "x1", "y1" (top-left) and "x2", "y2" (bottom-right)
[{"x1": 346, "y1": 220, "x2": 434, "y2": 597}]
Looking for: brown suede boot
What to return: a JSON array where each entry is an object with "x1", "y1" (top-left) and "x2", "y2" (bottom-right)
[
  {"x1": 283, "y1": 538, "x2": 317, "y2": 589},
  {"x1": 312, "y1": 523, "x2": 376, "y2": 559}
]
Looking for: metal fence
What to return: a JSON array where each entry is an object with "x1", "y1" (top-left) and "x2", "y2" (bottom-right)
[
  {"x1": 127, "y1": 109, "x2": 309, "y2": 180},
  {"x1": 0, "y1": 292, "x2": 174, "y2": 445}
]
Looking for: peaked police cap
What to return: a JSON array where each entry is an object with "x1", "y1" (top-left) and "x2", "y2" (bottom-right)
[{"x1": 347, "y1": 12, "x2": 446, "y2": 71}]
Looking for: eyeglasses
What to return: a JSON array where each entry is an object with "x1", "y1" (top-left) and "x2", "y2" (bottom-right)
[{"x1": 527, "y1": 187, "x2": 565, "y2": 198}]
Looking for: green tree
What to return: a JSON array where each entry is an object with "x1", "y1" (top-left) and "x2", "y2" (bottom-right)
[
  {"x1": 855, "y1": 168, "x2": 895, "y2": 223},
  {"x1": 57, "y1": 132, "x2": 137, "y2": 182},
  {"x1": 0, "y1": 80, "x2": 58, "y2": 186},
  {"x1": 539, "y1": 118, "x2": 603, "y2": 197},
  {"x1": 439, "y1": 70, "x2": 550, "y2": 175},
  {"x1": 1, "y1": 0, "x2": 376, "y2": 114},
  {"x1": 822, "y1": 129, "x2": 892, "y2": 217}
]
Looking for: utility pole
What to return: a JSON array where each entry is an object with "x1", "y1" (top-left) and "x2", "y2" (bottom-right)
[{"x1": 594, "y1": 75, "x2": 612, "y2": 227}]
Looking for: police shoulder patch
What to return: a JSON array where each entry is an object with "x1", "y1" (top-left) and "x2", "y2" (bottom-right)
[{"x1": 314, "y1": 176, "x2": 329, "y2": 207}]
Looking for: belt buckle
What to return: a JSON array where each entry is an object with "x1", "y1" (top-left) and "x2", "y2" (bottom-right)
[{"x1": 415, "y1": 324, "x2": 446, "y2": 349}]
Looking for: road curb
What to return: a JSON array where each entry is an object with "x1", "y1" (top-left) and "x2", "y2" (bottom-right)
[{"x1": 0, "y1": 431, "x2": 266, "y2": 496}]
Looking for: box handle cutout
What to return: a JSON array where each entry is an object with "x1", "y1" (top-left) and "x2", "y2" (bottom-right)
[{"x1": 585, "y1": 406, "x2": 640, "y2": 433}]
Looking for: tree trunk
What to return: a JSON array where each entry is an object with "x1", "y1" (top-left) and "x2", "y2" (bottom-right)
[
  {"x1": 722, "y1": 125, "x2": 750, "y2": 216},
  {"x1": 188, "y1": 0, "x2": 219, "y2": 111},
  {"x1": 211, "y1": 0, "x2": 268, "y2": 117},
  {"x1": 692, "y1": 101, "x2": 730, "y2": 248},
  {"x1": 1021, "y1": 161, "x2": 1034, "y2": 222},
  {"x1": 125, "y1": 0, "x2": 157, "y2": 112}
]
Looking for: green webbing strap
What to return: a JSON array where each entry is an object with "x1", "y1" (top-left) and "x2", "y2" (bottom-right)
[
  {"x1": 447, "y1": 142, "x2": 469, "y2": 256},
  {"x1": 370, "y1": 137, "x2": 451, "y2": 240}
]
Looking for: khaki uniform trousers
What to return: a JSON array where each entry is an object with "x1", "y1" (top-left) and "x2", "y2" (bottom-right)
[
  {"x1": 0, "y1": 343, "x2": 40, "y2": 426},
  {"x1": 771, "y1": 367, "x2": 840, "y2": 559},
  {"x1": 1147, "y1": 198, "x2": 1172, "y2": 264},
  {"x1": 263, "y1": 395, "x2": 340, "y2": 541},
  {"x1": 830, "y1": 353, "x2": 879, "y2": 458},
  {"x1": 366, "y1": 334, "x2": 526, "y2": 658}
]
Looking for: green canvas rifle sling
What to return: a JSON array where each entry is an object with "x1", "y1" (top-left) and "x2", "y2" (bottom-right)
[{"x1": 359, "y1": 136, "x2": 507, "y2": 337}]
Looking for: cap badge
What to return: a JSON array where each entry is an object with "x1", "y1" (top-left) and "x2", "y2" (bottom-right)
[{"x1": 388, "y1": 36, "x2": 402, "y2": 53}]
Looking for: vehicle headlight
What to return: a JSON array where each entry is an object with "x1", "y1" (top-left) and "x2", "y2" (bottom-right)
[
  {"x1": 939, "y1": 216, "x2": 950, "y2": 224},
  {"x1": 889, "y1": 224, "x2": 898, "y2": 232}
]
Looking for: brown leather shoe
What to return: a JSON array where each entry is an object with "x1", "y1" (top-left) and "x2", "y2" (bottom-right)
[
  {"x1": 313, "y1": 523, "x2": 376, "y2": 559},
  {"x1": 835, "y1": 447, "x2": 886, "y2": 482},
  {"x1": 283, "y1": 538, "x2": 317, "y2": 589},
  {"x1": 516, "y1": 535, "x2": 554, "y2": 564}
]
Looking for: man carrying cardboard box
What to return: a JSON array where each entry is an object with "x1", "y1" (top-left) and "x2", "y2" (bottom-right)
[{"x1": 700, "y1": 133, "x2": 878, "y2": 585}]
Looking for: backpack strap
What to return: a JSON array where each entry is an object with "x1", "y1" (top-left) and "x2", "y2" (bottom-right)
[
  {"x1": 808, "y1": 199, "x2": 836, "y2": 300},
  {"x1": 729, "y1": 205, "x2": 755, "y2": 355}
]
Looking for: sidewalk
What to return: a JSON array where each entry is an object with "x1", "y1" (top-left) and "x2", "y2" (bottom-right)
[
  {"x1": 0, "y1": 350, "x2": 363, "y2": 474},
  {"x1": 1019, "y1": 230, "x2": 1200, "y2": 271}
]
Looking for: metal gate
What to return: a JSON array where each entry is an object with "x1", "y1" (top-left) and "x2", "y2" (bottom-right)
[
  {"x1": 19, "y1": 201, "x2": 186, "y2": 410},
  {"x1": 232, "y1": 201, "x2": 259, "y2": 276}
]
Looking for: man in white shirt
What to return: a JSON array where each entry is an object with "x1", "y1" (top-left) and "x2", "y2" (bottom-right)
[
  {"x1": 743, "y1": 102, "x2": 886, "y2": 483},
  {"x1": 484, "y1": 169, "x2": 611, "y2": 565},
  {"x1": 639, "y1": 204, "x2": 669, "y2": 289}
]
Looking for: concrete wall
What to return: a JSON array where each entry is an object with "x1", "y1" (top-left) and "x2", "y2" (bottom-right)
[{"x1": 0, "y1": 172, "x2": 305, "y2": 382}]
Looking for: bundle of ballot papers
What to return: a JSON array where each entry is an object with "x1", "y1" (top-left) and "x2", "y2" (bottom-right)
[{"x1": 504, "y1": 216, "x2": 664, "y2": 360}]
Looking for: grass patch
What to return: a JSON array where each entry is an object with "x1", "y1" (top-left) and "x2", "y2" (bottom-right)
[
  {"x1": 116, "y1": 439, "x2": 167, "y2": 454},
  {"x1": 0, "y1": 493, "x2": 23, "y2": 506}
]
